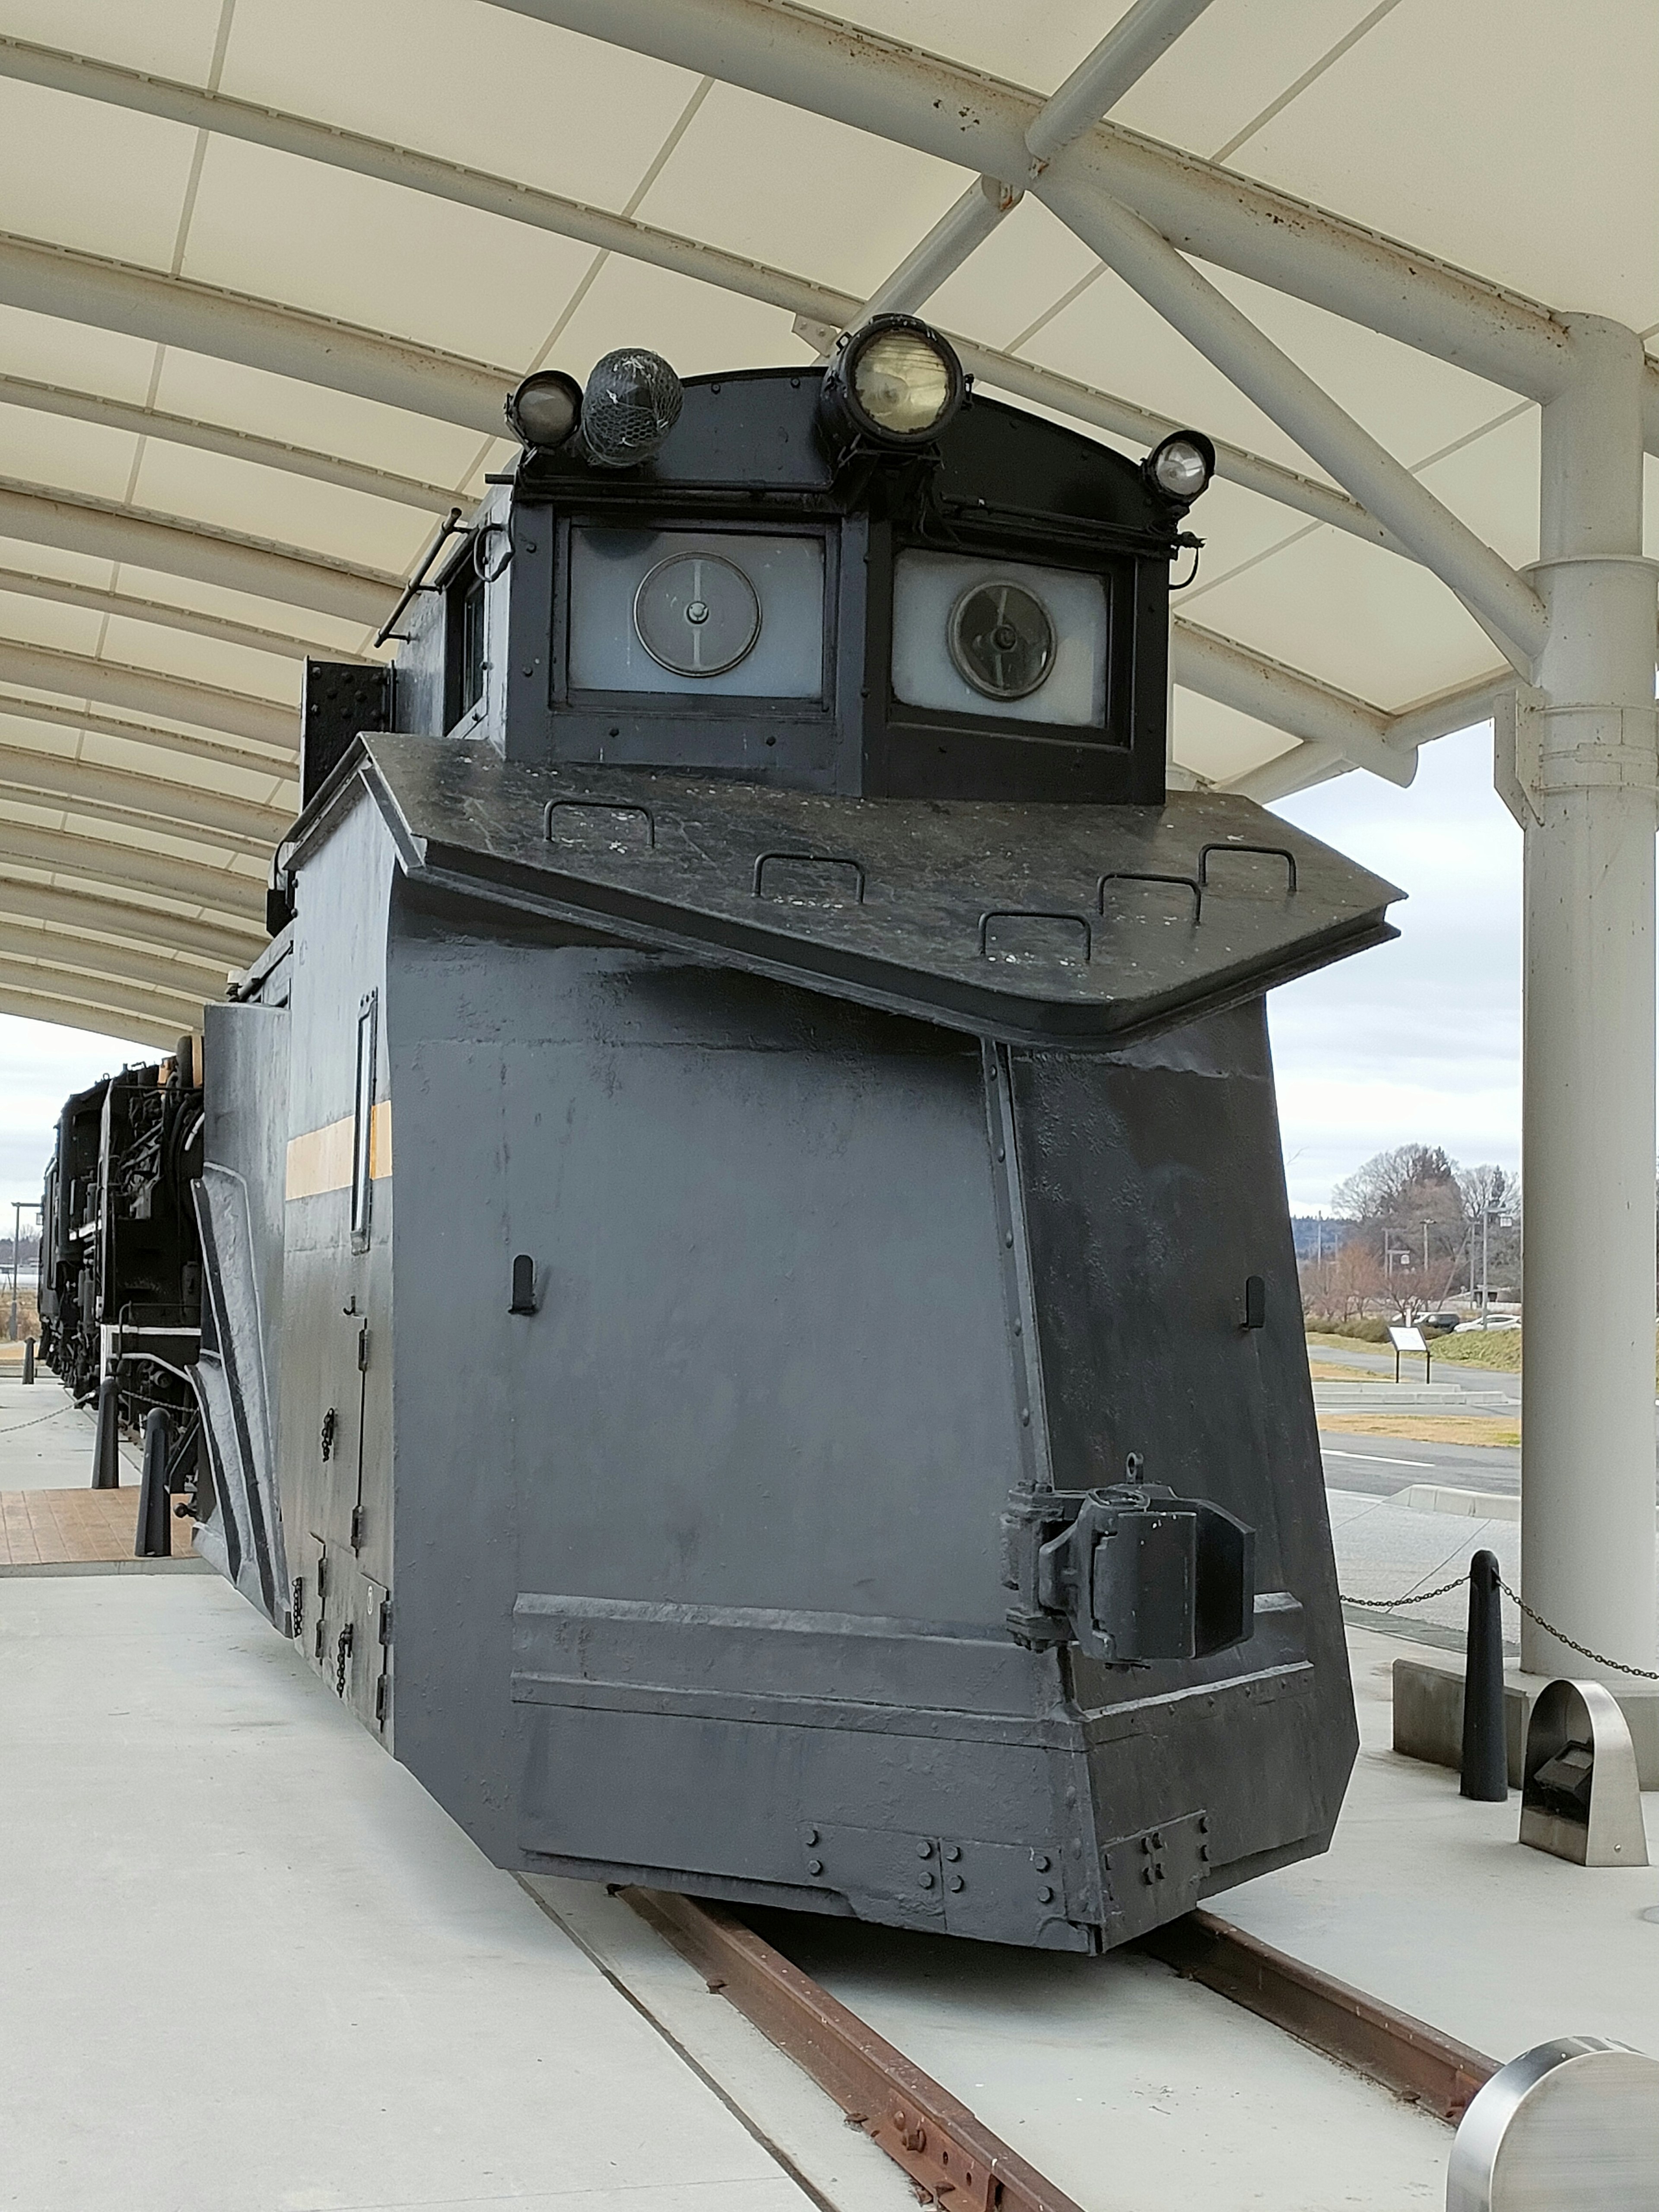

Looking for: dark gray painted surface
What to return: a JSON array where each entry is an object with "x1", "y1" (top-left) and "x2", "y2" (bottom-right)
[
  {"x1": 196, "y1": 367, "x2": 1380, "y2": 1950},
  {"x1": 205, "y1": 801, "x2": 1359, "y2": 1949}
]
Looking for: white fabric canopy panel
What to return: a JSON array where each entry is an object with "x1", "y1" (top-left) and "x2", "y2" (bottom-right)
[{"x1": 0, "y1": 0, "x2": 1656, "y2": 1682}]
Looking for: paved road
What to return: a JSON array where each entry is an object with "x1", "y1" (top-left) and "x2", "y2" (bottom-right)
[{"x1": 1319, "y1": 1430, "x2": 1519, "y2": 1498}]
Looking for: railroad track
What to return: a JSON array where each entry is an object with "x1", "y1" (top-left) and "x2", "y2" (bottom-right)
[{"x1": 623, "y1": 1888, "x2": 1497, "y2": 2210}]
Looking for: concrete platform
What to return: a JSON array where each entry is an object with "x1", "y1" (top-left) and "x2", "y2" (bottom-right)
[
  {"x1": 0, "y1": 1373, "x2": 140, "y2": 1490},
  {"x1": 0, "y1": 1572, "x2": 906, "y2": 2212},
  {"x1": 1392, "y1": 1649, "x2": 1659, "y2": 1787},
  {"x1": 1222, "y1": 1627, "x2": 1659, "y2": 2063}
]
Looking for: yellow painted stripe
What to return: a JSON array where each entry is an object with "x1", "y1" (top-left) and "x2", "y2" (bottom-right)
[{"x1": 284, "y1": 1100, "x2": 392, "y2": 1200}]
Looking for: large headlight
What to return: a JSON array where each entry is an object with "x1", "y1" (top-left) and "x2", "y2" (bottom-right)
[
  {"x1": 821, "y1": 315, "x2": 965, "y2": 452},
  {"x1": 1144, "y1": 430, "x2": 1215, "y2": 505},
  {"x1": 504, "y1": 369, "x2": 582, "y2": 451}
]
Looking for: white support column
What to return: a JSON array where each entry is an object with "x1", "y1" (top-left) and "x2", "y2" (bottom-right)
[{"x1": 1519, "y1": 315, "x2": 1659, "y2": 1678}]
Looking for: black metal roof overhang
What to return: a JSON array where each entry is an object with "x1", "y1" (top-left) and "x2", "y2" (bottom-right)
[{"x1": 292, "y1": 735, "x2": 1400, "y2": 1052}]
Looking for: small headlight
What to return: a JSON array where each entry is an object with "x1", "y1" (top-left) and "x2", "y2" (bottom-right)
[
  {"x1": 1146, "y1": 431, "x2": 1215, "y2": 504},
  {"x1": 822, "y1": 315, "x2": 965, "y2": 453},
  {"x1": 505, "y1": 369, "x2": 582, "y2": 451}
]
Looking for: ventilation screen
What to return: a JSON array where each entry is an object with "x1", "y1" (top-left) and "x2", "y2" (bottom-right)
[
  {"x1": 568, "y1": 528, "x2": 825, "y2": 698},
  {"x1": 891, "y1": 550, "x2": 1107, "y2": 726}
]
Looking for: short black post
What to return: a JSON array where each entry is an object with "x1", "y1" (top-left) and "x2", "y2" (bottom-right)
[
  {"x1": 22, "y1": 1335, "x2": 34, "y2": 1385},
  {"x1": 1460, "y1": 1548, "x2": 1507, "y2": 1799},
  {"x1": 90, "y1": 1374, "x2": 121, "y2": 1489},
  {"x1": 135, "y1": 1408, "x2": 172, "y2": 1558}
]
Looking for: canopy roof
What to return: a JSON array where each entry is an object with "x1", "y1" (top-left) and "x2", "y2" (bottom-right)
[{"x1": 0, "y1": 0, "x2": 1651, "y2": 1047}]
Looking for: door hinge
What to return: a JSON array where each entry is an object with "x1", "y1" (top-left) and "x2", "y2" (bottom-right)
[
  {"x1": 378, "y1": 1597, "x2": 393, "y2": 1646},
  {"x1": 356, "y1": 1322, "x2": 371, "y2": 1372},
  {"x1": 374, "y1": 1672, "x2": 390, "y2": 1725},
  {"x1": 350, "y1": 1503, "x2": 366, "y2": 1550}
]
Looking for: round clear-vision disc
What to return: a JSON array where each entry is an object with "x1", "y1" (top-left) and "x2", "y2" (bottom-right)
[
  {"x1": 633, "y1": 553, "x2": 761, "y2": 677},
  {"x1": 947, "y1": 580, "x2": 1056, "y2": 701}
]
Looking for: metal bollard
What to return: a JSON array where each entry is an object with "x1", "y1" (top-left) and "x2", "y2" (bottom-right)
[
  {"x1": 135, "y1": 1408, "x2": 172, "y2": 1559},
  {"x1": 1461, "y1": 1548, "x2": 1507, "y2": 1800},
  {"x1": 90, "y1": 1374, "x2": 121, "y2": 1490},
  {"x1": 22, "y1": 1335, "x2": 34, "y2": 1384}
]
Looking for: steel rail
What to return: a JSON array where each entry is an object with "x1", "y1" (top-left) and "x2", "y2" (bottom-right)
[
  {"x1": 627, "y1": 1886, "x2": 1500, "y2": 2212},
  {"x1": 1140, "y1": 1910, "x2": 1497, "y2": 2123},
  {"x1": 626, "y1": 1887, "x2": 1086, "y2": 2212}
]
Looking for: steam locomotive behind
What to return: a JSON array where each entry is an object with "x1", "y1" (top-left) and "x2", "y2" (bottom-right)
[
  {"x1": 38, "y1": 1045, "x2": 205, "y2": 1454},
  {"x1": 46, "y1": 320, "x2": 1401, "y2": 1952}
]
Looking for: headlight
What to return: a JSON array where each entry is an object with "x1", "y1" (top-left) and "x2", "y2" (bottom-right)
[
  {"x1": 1145, "y1": 430, "x2": 1215, "y2": 505},
  {"x1": 504, "y1": 369, "x2": 582, "y2": 451},
  {"x1": 820, "y1": 315, "x2": 965, "y2": 452},
  {"x1": 578, "y1": 347, "x2": 684, "y2": 470}
]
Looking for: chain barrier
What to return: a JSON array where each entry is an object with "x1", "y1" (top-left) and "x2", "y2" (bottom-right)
[
  {"x1": 0, "y1": 1404, "x2": 78, "y2": 1436},
  {"x1": 1494, "y1": 1573, "x2": 1659, "y2": 1682},
  {"x1": 1341, "y1": 1575, "x2": 1468, "y2": 1611},
  {"x1": 1343, "y1": 1560, "x2": 1659, "y2": 1681}
]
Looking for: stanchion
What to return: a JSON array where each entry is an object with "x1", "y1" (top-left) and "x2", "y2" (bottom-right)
[
  {"x1": 90, "y1": 1373, "x2": 121, "y2": 1490},
  {"x1": 135, "y1": 1408, "x2": 172, "y2": 1558},
  {"x1": 22, "y1": 1335, "x2": 34, "y2": 1384},
  {"x1": 1460, "y1": 1548, "x2": 1507, "y2": 1800}
]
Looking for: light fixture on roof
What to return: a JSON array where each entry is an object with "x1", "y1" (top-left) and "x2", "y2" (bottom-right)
[
  {"x1": 820, "y1": 315, "x2": 966, "y2": 451},
  {"x1": 504, "y1": 369, "x2": 582, "y2": 451},
  {"x1": 1144, "y1": 430, "x2": 1216, "y2": 506},
  {"x1": 577, "y1": 347, "x2": 684, "y2": 469}
]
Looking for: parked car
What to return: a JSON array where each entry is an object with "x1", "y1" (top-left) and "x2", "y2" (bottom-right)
[{"x1": 1421, "y1": 1313, "x2": 1462, "y2": 1335}]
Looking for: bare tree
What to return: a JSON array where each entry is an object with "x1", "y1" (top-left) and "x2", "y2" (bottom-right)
[{"x1": 1330, "y1": 1144, "x2": 1467, "y2": 1316}]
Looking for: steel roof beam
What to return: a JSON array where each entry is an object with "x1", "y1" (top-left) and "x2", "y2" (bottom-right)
[
  {"x1": 847, "y1": 175, "x2": 1020, "y2": 327},
  {"x1": 1026, "y1": 0, "x2": 1220, "y2": 161},
  {"x1": 0, "y1": 478, "x2": 398, "y2": 627},
  {"x1": 0, "y1": 820, "x2": 267, "y2": 925},
  {"x1": 0, "y1": 639, "x2": 295, "y2": 751},
  {"x1": 0, "y1": 971, "x2": 203, "y2": 1048},
  {"x1": 847, "y1": 0, "x2": 1220, "y2": 330},
  {"x1": 0, "y1": 563, "x2": 355, "y2": 663},
  {"x1": 1036, "y1": 175, "x2": 1548, "y2": 669},
  {"x1": 0, "y1": 918, "x2": 226, "y2": 998},
  {"x1": 0, "y1": 229, "x2": 515, "y2": 436},
  {"x1": 1171, "y1": 621, "x2": 1414, "y2": 787},
  {"x1": 0, "y1": 741, "x2": 288, "y2": 846},
  {"x1": 0, "y1": 371, "x2": 461, "y2": 515},
  {"x1": 1226, "y1": 664, "x2": 1519, "y2": 801},
  {"x1": 0, "y1": 692, "x2": 294, "y2": 781},
  {"x1": 483, "y1": 0, "x2": 1574, "y2": 400},
  {"x1": 0, "y1": 47, "x2": 1408, "y2": 556},
  {"x1": 0, "y1": 873, "x2": 255, "y2": 968}
]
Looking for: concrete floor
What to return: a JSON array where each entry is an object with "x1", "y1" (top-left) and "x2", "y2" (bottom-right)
[
  {"x1": 0, "y1": 1570, "x2": 906, "y2": 2212},
  {"x1": 4, "y1": 1377, "x2": 1653, "y2": 2212},
  {"x1": 1226, "y1": 1626, "x2": 1659, "y2": 2061},
  {"x1": 0, "y1": 1373, "x2": 138, "y2": 1490}
]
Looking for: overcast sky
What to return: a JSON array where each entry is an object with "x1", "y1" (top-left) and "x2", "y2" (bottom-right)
[
  {"x1": 0, "y1": 720, "x2": 1522, "y2": 1223},
  {"x1": 1265, "y1": 717, "x2": 1522, "y2": 1214}
]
